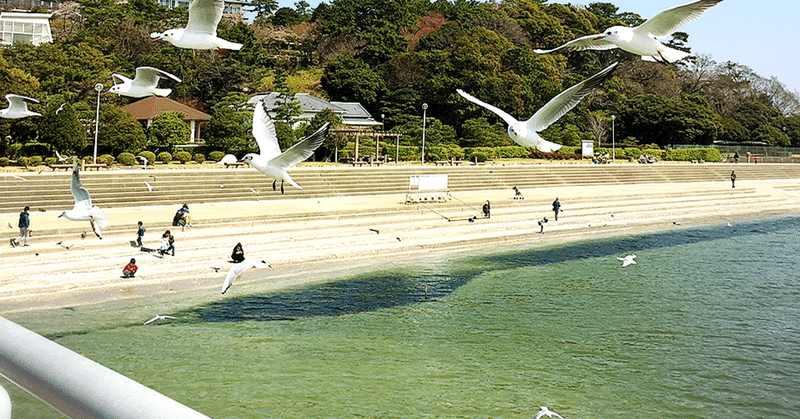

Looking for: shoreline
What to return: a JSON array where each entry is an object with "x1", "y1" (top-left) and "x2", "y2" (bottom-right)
[{"x1": 2, "y1": 178, "x2": 800, "y2": 314}]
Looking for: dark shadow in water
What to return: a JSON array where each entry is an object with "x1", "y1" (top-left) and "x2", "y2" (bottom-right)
[{"x1": 188, "y1": 216, "x2": 798, "y2": 323}]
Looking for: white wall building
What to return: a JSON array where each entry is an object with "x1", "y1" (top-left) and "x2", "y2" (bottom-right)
[{"x1": 0, "y1": 12, "x2": 52, "y2": 46}]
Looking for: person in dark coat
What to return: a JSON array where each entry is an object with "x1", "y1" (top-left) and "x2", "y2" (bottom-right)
[
  {"x1": 231, "y1": 243, "x2": 245, "y2": 263},
  {"x1": 552, "y1": 198, "x2": 561, "y2": 221},
  {"x1": 11, "y1": 206, "x2": 30, "y2": 247},
  {"x1": 482, "y1": 200, "x2": 491, "y2": 218}
]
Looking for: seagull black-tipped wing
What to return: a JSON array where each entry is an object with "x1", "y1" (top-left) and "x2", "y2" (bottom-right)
[{"x1": 269, "y1": 122, "x2": 330, "y2": 169}]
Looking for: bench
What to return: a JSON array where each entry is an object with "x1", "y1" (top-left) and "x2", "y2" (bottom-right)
[
  {"x1": 435, "y1": 160, "x2": 463, "y2": 166},
  {"x1": 352, "y1": 161, "x2": 369, "y2": 167},
  {"x1": 224, "y1": 162, "x2": 247, "y2": 169},
  {"x1": 48, "y1": 163, "x2": 108, "y2": 171},
  {"x1": 83, "y1": 164, "x2": 108, "y2": 171},
  {"x1": 48, "y1": 164, "x2": 72, "y2": 171}
]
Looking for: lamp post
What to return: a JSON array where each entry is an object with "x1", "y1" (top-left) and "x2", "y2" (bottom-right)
[
  {"x1": 93, "y1": 83, "x2": 103, "y2": 164},
  {"x1": 421, "y1": 103, "x2": 428, "y2": 165},
  {"x1": 611, "y1": 115, "x2": 616, "y2": 162}
]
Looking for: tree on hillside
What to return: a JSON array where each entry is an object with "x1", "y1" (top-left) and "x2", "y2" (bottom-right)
[
  {"x1": 98, "y1": 105, "x2": 147, "y2": 155},
  {"x1": 251, "y1": 0, "x2": 278, "y2": 21},
  {"x1": 204, "y1": 93, "x2": 253, "y2": 155},
  {"x1": 38, "y1": 101, "x2": 86, "y2": 155}
]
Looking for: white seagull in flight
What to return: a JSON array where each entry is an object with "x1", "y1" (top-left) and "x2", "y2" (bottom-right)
[
  {"x1": 533, "y1": 0, "x2": 724, "y2": 63},
  {"x1": 221, "y1": 259, "x2": 272, "y2": 294},
  {"x1": 150, "y1": 0, "x2": 243, "y2": 50},
  {"x1": 109, "y1": 67, "x2": 181, "y2": 98},
  {"x1": 241, "y1": 101, "x2": 330, "y2": 194},
  {"x1": 58, "y1": 160, "x2": 107, "y2": 239},
  {"x1": 457, "y1": 62, "x2": 617, "y2": 152},
  {"x1": 144, "y1": 315, "x2": 176, "y2": 325},
  {"x1": 0, "y1": 94, "x2": 41, "y2": 119},
  {"x1": 533, "y1": 406, "x2": 564, "y2": 419},
  {"x1": 617, "y1": 254, "x2": 637, "y2": 267}
]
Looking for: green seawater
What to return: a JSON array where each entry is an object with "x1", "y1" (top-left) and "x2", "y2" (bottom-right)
[{"x1": 3, "y1": 216, "x2": 800, "y2": 418}]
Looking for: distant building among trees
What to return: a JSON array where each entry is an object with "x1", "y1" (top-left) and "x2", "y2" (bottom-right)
[
  {"x1": 248, "y1": 92, "x2": 381, "y2": 129},
  {"x1": 0, "y1": 12, "x2": 52, "y2": 46}
]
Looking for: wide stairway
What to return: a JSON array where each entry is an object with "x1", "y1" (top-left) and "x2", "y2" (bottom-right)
[{"x1": 2, "y1": 163, "x2": 796, "y2": 214}]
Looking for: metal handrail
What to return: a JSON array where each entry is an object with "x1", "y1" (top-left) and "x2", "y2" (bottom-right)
[{"x1": 0, "y1": 316, "x2": 211, "y2": 419}]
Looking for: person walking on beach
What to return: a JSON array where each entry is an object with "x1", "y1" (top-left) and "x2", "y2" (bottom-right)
[
  {"x1": 135, "y1": 221, "x2": 146, "y2": 247},
  {"x1": 11, "y1": 206, "x2": 30, "y2": 247},
  {"x1": 482, "y1": 200, "x2": 491, "y2": 218},
  {"x1": 552, "y1": 197, "x2": 561, "y2": 221},
  {"x1": 122, "y1": 258, "x2": 138, "y2": 278},
  {"x1": 730, "y1": 171, "x2": 736, "y2": 188}
]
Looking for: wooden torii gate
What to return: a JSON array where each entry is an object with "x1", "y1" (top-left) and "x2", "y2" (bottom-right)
[{"x1": 331, "y1": 129, "x2": 404, "y2": 163}]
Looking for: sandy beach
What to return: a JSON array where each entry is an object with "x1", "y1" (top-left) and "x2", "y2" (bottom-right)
[{"x1": 2, "y1": 172, "x2": 799, "y2": 314}]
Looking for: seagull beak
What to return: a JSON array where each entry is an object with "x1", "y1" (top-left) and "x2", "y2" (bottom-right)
[{"x1": 594, "y1": 35, "x2": 605, "y2": 40}]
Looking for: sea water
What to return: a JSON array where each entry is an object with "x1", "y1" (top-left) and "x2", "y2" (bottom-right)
[{"x1": 3, "y1": 216, "x2": 800, "y2": 418}]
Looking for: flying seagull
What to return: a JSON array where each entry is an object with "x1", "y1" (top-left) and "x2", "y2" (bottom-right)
[
  {"x1": 533, "y1": 406, "x2": 564, "y2": 419},
  {"x1": 55, "y1": 150, "x2": 68, "y2": 162},
  {"x1": 109, "y1": 66, "x2": 181, "y2": 98},
  {"x1": 221, "y1": 259, "x2": 272, "y2": 294},
  {"x1": 143, "y1": 315, "x2": 176, "y2": 325},
  {"x1": 457, "y1": 62, "x2": 617, "y2": 152},
  {"x1": 241, "y1": 101, "x2": 330, "y2": 194},
  {"x1": 145, "y1": 180, "x2": 153, "y2": 192},
  {"x1": 617, "y1": 254, "x2": 637, "y2": 267},
  {"x1": 150, "y1": 0, "x2": 243, "y2": 50},
  {"x1": 58, "y1": 160, "x2": 107, "y2": 239},
  {"x1": 7, "y1": 174, "x2": 27, "y2": 181},
  {"x1": 0, "y1": 94, "x2": 41, "y2": 119},
  {"x1": 533, "y1": 0, "x2": 724, "y2": 63}
]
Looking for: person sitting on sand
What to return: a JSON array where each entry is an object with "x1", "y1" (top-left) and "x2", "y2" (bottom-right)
[
  {"x1": 231, "y1": 242, "x2": 245, "y2": 263},
  {"x1": 123, "y1": 258, "x2": 138, "y2": 278}
]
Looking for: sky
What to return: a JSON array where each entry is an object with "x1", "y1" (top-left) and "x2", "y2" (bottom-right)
[{"x1": 273, "y1": 0, "x2": 800, "y2": 93}]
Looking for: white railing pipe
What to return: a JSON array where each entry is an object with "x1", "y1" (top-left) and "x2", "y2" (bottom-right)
[{"x1": 0, "y1": 316, "x2": 211, "y2": 419}]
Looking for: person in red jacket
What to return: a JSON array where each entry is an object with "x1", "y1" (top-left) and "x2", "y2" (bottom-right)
[{"x1": 123, "y1": 258, "x2": 138, "y2": 278}]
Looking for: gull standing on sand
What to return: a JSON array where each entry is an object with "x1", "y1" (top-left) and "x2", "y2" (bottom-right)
[
  {"x1": 58, "y1": 160, "x2": 107, "y2": 239},
  {"x1": 150, "y1": 0, "x2": 243, "y2": 50},
  {"x1": 617, "y1": 254, "x2": 637, "y2": 267},
  {"x1": 533, "y1": 0, "x2": 724, "y2": 63},
  {"x1": 457, "y1": 62, "x2": 617, "y2": 153},
  {"x1": 0, "y1": 94, "x2": 40, "y2": 119},
  {"x1": 221, "y1": 259, "x2": 272, "y2": 294},
  {"x1": 533, "y1": 406, "x2": 564, "y2": 419},
  {"x1": 241, "y1": 101, "x2": 330, "y2": 194},
  {"x1": 109, "y1": 67, "x2": 181, "y2": 98}
]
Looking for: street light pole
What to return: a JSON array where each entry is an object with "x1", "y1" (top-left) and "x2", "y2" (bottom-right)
[
  {"x1": 421, "y1": 103, "x2": 428, "y2": 165},
  {"x1": 93, "y1": 83, "x2": 103, "y2": 164},
  {"x1": 611, "y1": 115, "x2": 616, "y2": 162}
]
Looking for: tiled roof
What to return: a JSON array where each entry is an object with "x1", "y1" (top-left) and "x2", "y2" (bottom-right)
[
  {"x1": 248, "y1": 92, "x2": 381, "y2": 126},
  {"x1": 122, "y1": 96, "x2": 211, "y2": 121}
]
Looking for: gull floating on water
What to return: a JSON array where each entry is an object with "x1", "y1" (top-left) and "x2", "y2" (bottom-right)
[
  {"x1": 457, "y1": 62, "x2": 617, "y2": 153},
  {"x1": 533, "y1": 0, "x2": 724, "y2": 63},
  {"x1": 533, "y1": 406, "x2": 564, "y2": 419},
  {"x1": 0, "y1": 94, "x2": 41, "y2": 119},
  {"x1": 221, "y1": 259, "x2": 272, "y2": 294},
  {"x1": 150, "y1": 0, "x2": 243, "y2": 50},
  {"x1": 241, "y1": 101, "x2": 330, "y2": 194},
  {"x1": 58, "y1": 160, "x2": 107, "y2": 239},
  {"x1": 143, "y1": 315, "x2": 176, "y2": 325},
  {"x1": 617, "y1": 254, "x2": 637, "y2": 267},
  {"x1": 109, "y1": 66, "x2": 181, "y2": 98}
]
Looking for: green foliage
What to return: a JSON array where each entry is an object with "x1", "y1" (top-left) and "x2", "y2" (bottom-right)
[
  {"x1": 44, "y1": 157, "x2": 56, "y2": 165},
  {"x1": 38, "y1": 102, "x2": 87, "y2": 155},
  {"x1": 0, "y1": 157, "x2": 8, "y2": 166},
  {"x1": 17, "y1": 156, "x2": 29, "y2": 167},
  {"x1": 28, "y1": 156, "x2": 43, "y2": 166},
  {"x1": 20, "y1": 143, "x2": 51, "y2": 157},
  {"x1": 204, "y1": 94, "x2": 253, "y2": 154},
  {"x1": 156, "y1": 152, "x2": 172, "y2": 164},
  {"x1": 148, "y1": 112, "x2": 191, "y2": 152},
  {"x1": 174, "y1": 151, "x2": 192, "y2": 163},
  {"x1": 208, "y1": 151, "x2": 225, "y2": 162},
  {"x1": 138, "y1": 151, "x2": 156, "y2": 164},
  {"x1": 117, "y1": 152, "x2": 137, "y2": 165},
  {"x1": 192, "y1": 153, "x2": 205, "y2": 163},
  {"x1": 99, "y1": 105, "x2": 147, "y2": 155},
  {"x1": 97, "y1": 154, "x2": 115, "y2": 165}
]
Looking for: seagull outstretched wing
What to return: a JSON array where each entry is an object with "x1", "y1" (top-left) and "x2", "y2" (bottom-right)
[
  {"x1": 269, "y1": 122, "x2": 330, "y2": 169},
  {"x1": 70, "y1": 161, "x2": 92, "y2": 211},
  {"x1": 222, "y1": 259, "x2": 271, "y2": 294},
  {"x1": 5, "y1": 94, "x2": 38, "y2": 113},
  {"x1": 253, "y1": 101, "x2": 282, "y2": 160},
  {"x1": 456, "y1": 89, "x2": 518, "y2": 127},
  {"x1": 134, "y1": 67, "x2": 182, "y2": 87},
  {"x1": 527, "y1": 62, "x2": 617, "y2": 132},
  {"x1": 111, "y1": 74, "x2": 131, "y2": 85},
  {"x1": 636, "y1": 0, "x2": 724, "y2": 38},
  {"x1": 533, "y1": 33, "x2": 618, "y2": 54},
  {"x1": 186, "y1": 0, "x2": 223, "y2": 35}
]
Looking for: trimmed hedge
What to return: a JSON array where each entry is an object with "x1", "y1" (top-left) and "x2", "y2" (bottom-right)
[
  {"x1": 0, "y1": 157, "x2": 8, "y2": 167},
  {"x1": 117, "y1": 152, "x2": 137, "y2": 165},
  {"x1": 208, "y1": 151, "x2": 225, "y2": 162},
  {"x1": 17, "y1": 157, "x2": 29, "y2": 167},
  {"x1": 157, "y1": 152, "x2": 172, "y2": 164},
  {"x1": 174, "y1": 151, "x2": 192, "y2": 163},
  {"x1": 28, "y1": 156, "x2": 43, "y2": 166},
  {"x1": 193, "y1": 153, "x2": 205, "y2": 163},
  {"x1": 97, "y1": 154, "x2": 115, "y2": 166},
  {"x1": 138, "y1": 151, "x2": 156, "y2": 165},
  {"x1": 44, "y1": 157, "x2": 56, "y2": 165}
]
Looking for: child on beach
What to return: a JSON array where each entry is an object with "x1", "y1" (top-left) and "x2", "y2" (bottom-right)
[
  {"x1": 136, "y1": 221, "x2": 146, "y2": 247},
  {"x1": 122, "y1": 258, "x2": 138, "y2": 278}
]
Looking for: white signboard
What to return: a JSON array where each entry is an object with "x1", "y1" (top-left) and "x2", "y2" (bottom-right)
[
  {"x1": 581, "y1": 140, "x2": 594, "y2": 157},
  {"x1": 409, "y1": 175, "x2": 448, "y2": 191}
]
